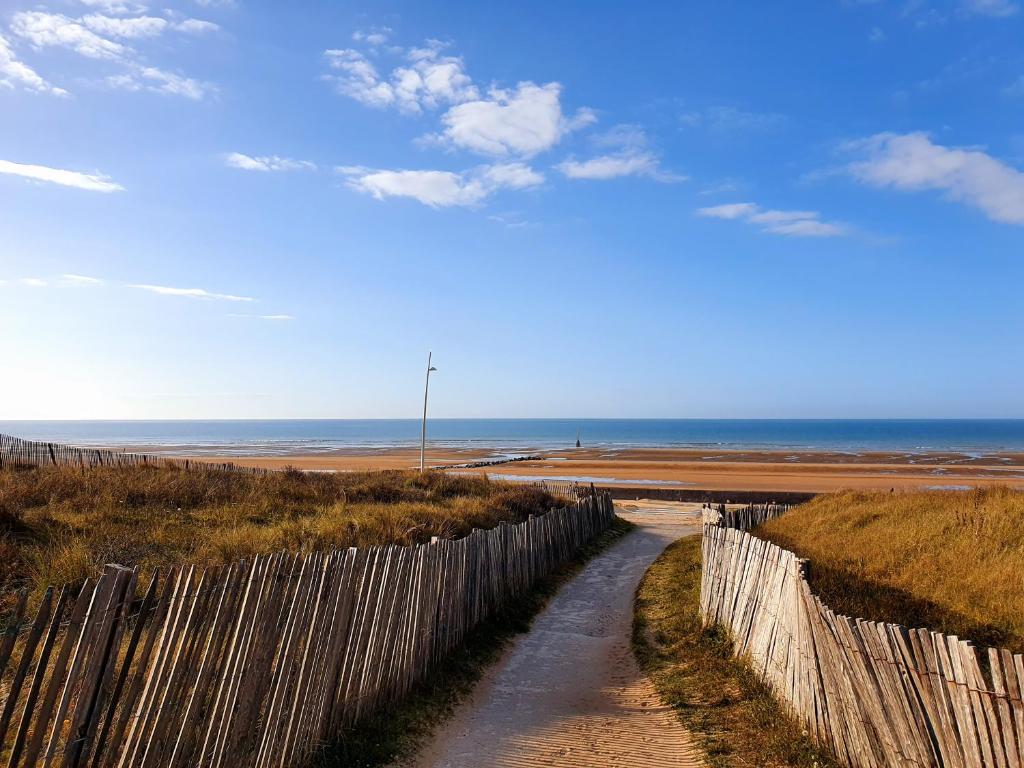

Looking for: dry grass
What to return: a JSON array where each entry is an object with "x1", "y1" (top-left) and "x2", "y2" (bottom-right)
[
  {"x1": 0, "y1": 464, "x2": 562, "y2": 610},
  {"x1": 633, "y1": 535, "x2": 838, "y2": 768},
  {"x1": 757, "y1": 486, "x2": 1024, "y2": 653}
]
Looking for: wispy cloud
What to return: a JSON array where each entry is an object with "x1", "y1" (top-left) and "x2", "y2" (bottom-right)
[
  {"x1": 106, "y1": 65, "x2": 213, "y2": 100},
  {"x1": 8, "y1": 9, "x2": 216, "y2": 98},
  {"x1": 79, "y1": 0, "x2": 149, "y2": 14},
  {"x1": 174, "y1": 19, "x2": 220, "y2": 34},
  {"x1": 337, "y1": 162, "x2": 543, "y2": 208},
  {"x1": 12, "y1": 11, "x2": 128, "y2": 60},
  {"x1": 80, "y1": 14, "x2": 168, "y2": 39},
  {"x1": 844, "y1": 132, "x2": 1024, "y2": 225},
  {"x1": 960, "y1": 0, "x2": 1019, "y2": 16},
  {"x1": 697, "y1": 202, "x2": 848, "y2": 237},
  {"x1": 0, "y1": 33, "x2": 67, "y2": 95},
  {"x1": 0, "y1": 159, "x2": 124, "y2": 192},
  {"x1": 224, "y1": 153, "x2": 316, "y2": 172},
  {"x1": 351, "y1": 26, "x2": 392, "y2": 46},
  {"x1": 129, "y1": 284, "x2": 255, "y2": 301},
  {"x1": 1004, "y1": 75, "x2": 1024, "y2": 98},
  {"x1": 679, "y1": 105, "x2": 786, "y2": 133},
  {"x1": 19, "y1": 277, "x2": 47, "y2": 287},
  {"x1": 487, "y1": 211, "x2": 537, "y2": 229},
  {"x1": 557, "y1": 125, "x2": 683, "y2": 182},
  {"x1": 61, "y1": 273, "x2": 104, "y2": 285},
  {"x1": 230, "y1": 313, "x2": 295, "y2": 321}
]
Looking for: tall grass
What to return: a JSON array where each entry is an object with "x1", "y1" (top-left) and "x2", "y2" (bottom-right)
[
  {"x1": 0, "y1": 464, "x2": 562, "y2": 609},
  {"x1": 756, "y1": 486, "x2": 1024, "y2": 653}
]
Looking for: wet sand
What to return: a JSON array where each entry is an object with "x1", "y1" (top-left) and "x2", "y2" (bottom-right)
[{"x1": 180, "y1": 447, "x2": 1024, "y2": 494}]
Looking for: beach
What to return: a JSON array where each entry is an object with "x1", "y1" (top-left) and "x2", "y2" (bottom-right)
[{"x1": 183, "y1": 446, "x2": 1024, "y2": 493}]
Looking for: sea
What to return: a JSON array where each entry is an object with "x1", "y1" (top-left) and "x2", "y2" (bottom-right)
[{"x1": 1, "y1": 420, "x2": 1023, "y2": 457}]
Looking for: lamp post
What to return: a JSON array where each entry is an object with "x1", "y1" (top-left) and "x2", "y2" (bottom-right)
[{"x1": 420, "y1": 352, "x2": 437, "y2": 471}]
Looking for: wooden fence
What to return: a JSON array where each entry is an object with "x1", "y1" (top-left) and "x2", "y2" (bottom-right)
[
  {"x1": 0, "y1": 434, "x2": 258, "y2": 474},
  {"x1": 0, "y1": 492, "x2": 615, "y2": 767},
  {"x1": 701, "y1": 510, "x2": 1024, "y2": 768}
]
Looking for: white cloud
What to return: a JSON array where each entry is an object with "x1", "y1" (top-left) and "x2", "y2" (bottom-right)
[
  {"x1": 481, "y1": 162, "x2": 544, "y2": 189},
  {"x1": 107, "y1": 65, "x2": 212, "y2": 99},
  {"x1": 224, "y1": 152, "x2": 315, "y2": 171},
  {"x1": 557, "y1": 153, "x2": 661, "y2": 180},
  {"x1": 845, "y1": 132, "x2": 1024, "y2": 225},
  {"x1": 324, "y1": 42, "x2": 478, "y2": 113},
  {"x1": 762, "y1": 219, "x2": 847, "y2": 237},
  {"x1": 868, "y1": 26, "x2": 886, "y2": 42},
  {"x1": 352, "y1": 27, "x2": 391, "y2": 46},
  {"x1": 193, "y1": 0, "x2": 236, "y2": 7},
  {"x1": 79, "y1": 0, "x2": 149, "y2": 15},
  {"x1": 323, "y1": 49, "x2": 394, "y2": 108},
  {"x1": 20, "y1": 277, "x2": 47, "y2": 287},
  {"x1": 129, "y1": 284, "x2": 254, "y2": 301},
  {"x1": 697, "y1": 202, "x2": 847, "y2": 237},
  {"x1": 0, "y1": 159, "x2": 124, "y2": 192},
  {"x1": 11, "y1": 10, "x2": 215, "y2": 99},
  {"x1": 556, "y1": 127, "x2": 683, "y2": 183},
  {"x1": 61, "y1": 273, "x2": 104, "y2": 285},
  {"x1": 341, "y1": 169, "x2": 487, "y2": 207},
  {"x1": 174, "y1": 18, "x2": 219, "y2": 34},
  {"x1": 81, "y1": 14, "x2": 167, "y2": 39},
  {"x1": 260, "y1": 314, "x2": 294, "y2": 320},
  {"x1": 325, "y1": 39, "x2": 593, "y2": 157},
  {"x1": 338, "y1": 162, "x2": 543, "y2": 208},
  {"x1": 440, "y1": 82, "x2": 595, "y2": 157},
  {"x1": 12, "y1": 11, "x2": 129, "y2": 61},
  {"x1": 694, "y1": 202, "x2": 758, "y2": 220},
  {"x1": 0, "y1": 33, "x2": 67, "y2": 95},
  {"x1": 961, "y1": 0, "x2": 1019, "y2": 16}
]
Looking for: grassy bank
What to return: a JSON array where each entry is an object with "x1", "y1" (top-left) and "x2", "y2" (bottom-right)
[
  {"x1": 634, "y1": 535, "x2": 838, "y2": 768},
  {"x1": 317, "y1": 516, "x2": 635, "y2": 768},
  {"x1": 0, "y1": 463, "x2": 563, "y2": 607},
  {"x1": 756, "y1": 486, "x2": 1024, "y2": 653}
]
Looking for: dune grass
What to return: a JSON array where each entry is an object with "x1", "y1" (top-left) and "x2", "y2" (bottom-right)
[
  {"x1": 634, "y1": 535, "x2": 838, "y2": 768},
  {"x1": 756, "y1": 486, "x2": 1024, "y2": 653},
  {"x1": 0, "y1": 463, "x2": 563, "y2": 611}
]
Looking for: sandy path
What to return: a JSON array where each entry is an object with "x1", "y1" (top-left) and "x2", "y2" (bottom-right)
[{"x1": 407, "y1": 503, "x2": 703, "y2": 768}]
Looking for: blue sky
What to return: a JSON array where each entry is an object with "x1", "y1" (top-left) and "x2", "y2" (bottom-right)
[{"x1": 1, "y1": 0, "x2": 1022, "y2": 419}]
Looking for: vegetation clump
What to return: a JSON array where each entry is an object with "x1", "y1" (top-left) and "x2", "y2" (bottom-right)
[
  {"x1": 756, "y1": 486, "x2": 1024, "y2": 653},
  {"x1": 634, "y1": 535, "x2": 837, "y2": 768},
  {"x1": 0, "y1": 464, "x2": 562, "y2": 608}
]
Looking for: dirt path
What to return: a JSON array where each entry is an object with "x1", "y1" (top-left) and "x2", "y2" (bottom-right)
[{"x1": 408, "y1": 502, "x2": 704, "y2": 768}]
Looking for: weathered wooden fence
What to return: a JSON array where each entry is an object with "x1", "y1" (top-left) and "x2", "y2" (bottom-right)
[
  {"x1": 0, "y1": 493, "x2": 615, "y2": 766},
  {"x1": 0, "y1": 434, "x2": 257, "y2": 474},
  {"x1": 701, "y1": 509, "x2": 1024, "y2": 768}
]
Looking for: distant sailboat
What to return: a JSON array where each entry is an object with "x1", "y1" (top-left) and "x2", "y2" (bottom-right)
[{"x1": 575, "y1": 429, "x2": 582, "y2": 448}]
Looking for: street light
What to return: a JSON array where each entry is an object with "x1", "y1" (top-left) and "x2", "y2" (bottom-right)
[{"x1": 420, "y1": 352, "x2": 437, "y2": 471}]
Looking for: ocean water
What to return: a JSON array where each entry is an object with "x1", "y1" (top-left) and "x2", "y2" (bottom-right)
[{"x1": 1, "y1": 419, "x2": 1023, "y2": 456}]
